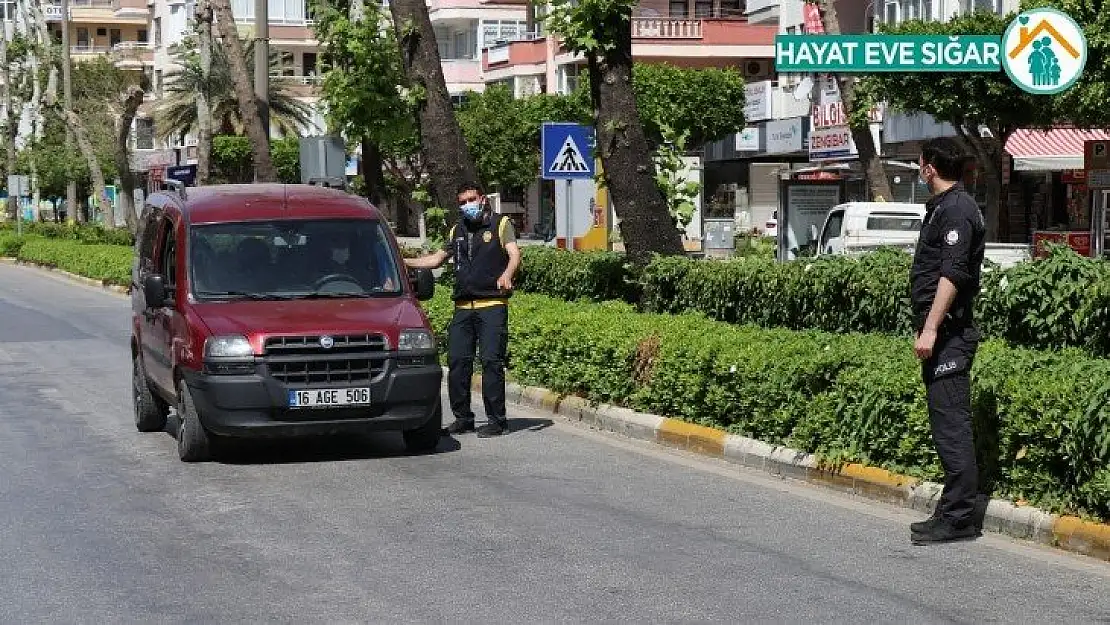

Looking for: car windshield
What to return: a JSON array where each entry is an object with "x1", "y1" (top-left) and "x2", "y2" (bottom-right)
[{"x1": 188, "y1": 219, "x2": 402, "y2": 300}]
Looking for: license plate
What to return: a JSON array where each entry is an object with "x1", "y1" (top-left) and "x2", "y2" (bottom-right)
[{"x1": 288, "y1": 388, "x2": 371, "y2": 408}]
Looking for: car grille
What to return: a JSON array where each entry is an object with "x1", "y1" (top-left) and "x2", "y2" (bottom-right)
[
  {"x1": 263, "y1": 334, "x2": 388, "y2": 386},
  {"x1": 264, "y1": 333, "x2": 388, "y2": 355},
  {"x1": 267, "y1": 358, "x2": 385, "y2": 385}
]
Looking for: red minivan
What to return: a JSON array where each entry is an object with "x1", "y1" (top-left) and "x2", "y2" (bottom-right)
[{"x1": 130, "y1": 183, "x2": 442, "y2": 462}]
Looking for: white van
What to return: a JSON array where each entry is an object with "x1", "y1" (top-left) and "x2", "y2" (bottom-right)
[{"x1": 813, "y1": 202, "x2": 1031, "y2": 269}]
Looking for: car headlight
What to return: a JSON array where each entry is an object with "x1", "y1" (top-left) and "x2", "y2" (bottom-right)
[
  {"x1": 205, "y1": 335, "x2": 254, "y2": 359},
  {"x1": 398, "y1": 329, "x2": 435, "y2": 351}
]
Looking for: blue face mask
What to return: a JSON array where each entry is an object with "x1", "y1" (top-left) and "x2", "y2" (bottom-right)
[{"x1": 459, "y1": 200, "x2": 482, "y2": 221}]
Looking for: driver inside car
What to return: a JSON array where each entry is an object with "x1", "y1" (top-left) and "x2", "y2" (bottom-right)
[{"x1": 307, "y1": 231, "x2": 395, "y2": 292}]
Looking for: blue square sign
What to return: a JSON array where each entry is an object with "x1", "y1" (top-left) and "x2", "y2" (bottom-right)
[{"x1": 541, "y1": 122, "x2": 595, "y2": 180}]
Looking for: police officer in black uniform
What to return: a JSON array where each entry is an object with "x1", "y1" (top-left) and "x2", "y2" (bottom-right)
[
  {"x1": 405, "y1": 182, "x2": 522, "y2": 438},
  {"x1": 908, "y1": 137, "x2": 988, "y2": 545}
]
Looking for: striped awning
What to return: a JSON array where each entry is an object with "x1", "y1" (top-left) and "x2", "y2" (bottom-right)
[{"x1": 1005, "y1": 128, "x2": 1110, "y2": 171}]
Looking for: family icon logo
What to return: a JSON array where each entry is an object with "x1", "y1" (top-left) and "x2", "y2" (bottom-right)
[{"x1": 1002, "y1": 8, "x2": 1087, "y2": 95}]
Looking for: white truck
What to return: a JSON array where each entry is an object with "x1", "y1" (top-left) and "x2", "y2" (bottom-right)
[{"x1": 812, "y1": 202, "x2": 1031, "y2": 269}]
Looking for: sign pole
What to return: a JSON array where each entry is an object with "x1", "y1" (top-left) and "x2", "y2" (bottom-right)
[{"x1": 566, "y1": 179, "x2": 574, "y2": 251}]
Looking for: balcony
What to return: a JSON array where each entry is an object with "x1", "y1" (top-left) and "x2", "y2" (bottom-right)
[
  {"x1": 631, "y1": 18, "x2": 703, "y2": 39},
  {"x1": 71, "y1": 44, "x2": 112, "y2": 59},
  {"x1": 111, "y1": 42, "x2": 154, "y2": 70},
  {"x1": 271, "y1": 75, "x2": 324, "y2": 97},
  {"x1": 441, "y1": 59, "x2": 482, "y2": 86},
  {"x1": 112, "y1": 0, "x2": 149, "y2": 19}
]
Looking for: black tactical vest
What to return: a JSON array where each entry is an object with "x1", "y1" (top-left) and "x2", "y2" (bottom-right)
[{"x1": 450, "y1": 214, "x2": 511, "y2": 303}]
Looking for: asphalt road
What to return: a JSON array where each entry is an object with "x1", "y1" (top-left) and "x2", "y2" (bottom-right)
[{"x1": 2, "y1": 262, "x2": 1110, "y2": 624}]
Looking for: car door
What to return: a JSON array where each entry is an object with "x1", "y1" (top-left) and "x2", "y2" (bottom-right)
[
  {"x1": 818, "y1": 208, "x2": 846, "y2": 255},
  {"x1": 145, "y1": 215, "x2": 179, "y2": 395},
  {"x1": 137, "y1": 208, "x2": 165, "y2": 383}
]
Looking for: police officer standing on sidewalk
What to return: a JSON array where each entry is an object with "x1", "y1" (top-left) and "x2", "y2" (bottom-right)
[
  {"x1": 908, "y1": 137, "x2": 988, "y2": 545},
  {"x1": 405, "y1": 182, "x2": 521, "y2": 438}
]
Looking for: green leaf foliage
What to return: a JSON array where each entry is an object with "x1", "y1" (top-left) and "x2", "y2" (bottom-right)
[
  {"x1": 422, "y1": 286, "x2": 1110, "y2": 521},
  {"x1": 456, "y1": 84, "x2": 590, "y2": 193},
  {"x1": 511, "y1": 245, "x2": 1110, "y2": 358},
  {"x1": 311, "y1": 0, "x2": 417, "y2": 154},
  {"x1": 14, "y1": 239, "x2": 132, "y2": 285},
  {"x1": 862, "y1": 12, "x2": 1057, "y2": 134},
  {"x1": 627, "y1": 63, "x2": 747, "y2": 147},
  {"x1": 210, "y1": 135, "x2": 301, "y2": 184}
]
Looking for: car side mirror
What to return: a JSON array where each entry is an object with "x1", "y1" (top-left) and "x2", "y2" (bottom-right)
[
  {"x1": 411, "y1": 268, "x2": 435, "y2": 301},
  {"x1": 144, "y1": 274, "x2": 167, "y2": 309}
]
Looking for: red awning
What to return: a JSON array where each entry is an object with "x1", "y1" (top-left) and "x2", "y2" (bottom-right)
[{"x1": 1005, "y1": 128, "x2": 1110, "y2": 171}]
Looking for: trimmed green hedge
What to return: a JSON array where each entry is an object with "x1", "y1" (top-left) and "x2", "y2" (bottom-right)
[
  {"x1": 15, "y1": 238, "x2": 132, "y2": 285},
  {"x1": 514, "y1": 245, "x2": 1110, "y2": 358},
  {"x1": 0, "y1": 221, "x2": 135, "y2": 246},
  {"x1": 424, "y1": 287, "x2": 1110, "y2": 522}
]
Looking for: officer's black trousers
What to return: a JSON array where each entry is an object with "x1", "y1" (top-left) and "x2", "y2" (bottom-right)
[
  {"x1": 447, "y1": 304, "x2": 509, "y2": 423},
  {"x1": 922, "y1": 326, "x2": 981, "y2": 527}
]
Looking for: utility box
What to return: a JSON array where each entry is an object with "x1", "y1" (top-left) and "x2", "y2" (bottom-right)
[
  {"x1": 299, "y1": 136, "x2": 347, "y2": 189},
  {"x1": 703, "y1": 218, "x2": 735, "y2": 258}
]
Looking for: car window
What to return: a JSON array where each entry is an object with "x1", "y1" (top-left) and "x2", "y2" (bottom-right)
[
  {"x1": 819, "y1": 210, "x2": 845, "y2": 249},
  {"x1": 188, "y1": 219, "x2": 402, "y2": 300},
  {"x1": 866, "y1": 214, "x2": 922, "y2": 231},
  {"x1": 158, "y1": 220, "x2": 177, "y2": 299}
]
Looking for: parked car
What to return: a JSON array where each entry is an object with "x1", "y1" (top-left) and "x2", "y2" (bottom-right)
[
  {"x1": 813, "y1": 202, "x2": 1032, "y2": 269},
  {"x1": 130, "y1": 183, "x2": 443, "y2": 462}
]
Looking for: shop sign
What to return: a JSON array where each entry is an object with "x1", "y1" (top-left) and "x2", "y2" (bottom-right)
[
  {"x1": 765, "y1": 118, "x2": 804, "y2": 154},
  {"x1": 1061, "y1": 169, "x2": 1086, "y2": 184},
  {"x1": 809, "y1": 126, "x2": 854, "y2": 161},
  {"x1": 734, "y1": 127, "x2": 761, "y2": 152},
  {"x1": 1084, "y1": 140, "x2": 1110, "y2": 189},
  {"x1": 810, "y1": 101, "x2": 884, "y2": 130},
  {"x1": 1033, "y1": 231, "x2": 1091, "y2": 258},
  {"x1": 744, "y1": 81, "x2": 773, "y2": 122}
]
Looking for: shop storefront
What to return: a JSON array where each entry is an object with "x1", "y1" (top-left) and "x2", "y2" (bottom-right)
[{"x1": 1003, "y1": 128, "x2": 1110, "y2": 254}]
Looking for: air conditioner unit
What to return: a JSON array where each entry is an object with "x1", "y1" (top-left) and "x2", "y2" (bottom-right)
[{"x1": 743, "y1": 59, "x2": 772, "y2": 79}]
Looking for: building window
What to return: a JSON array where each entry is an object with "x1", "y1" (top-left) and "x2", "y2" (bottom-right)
[
  {"x1": 0, "y1": 1, "x2": 14, "y2": 21},
  {"x1": 154, "y1": 17, "x2": 162, "y2": 47},
  {"x1": 155, "y1": 69, "x2": 163, "y2": 98},
  {"x1": 76, "y1": 28, "x2": 90, "y2": 50},
  {"x1": 110, "y1": 28, "x2": 121, "y2": 47},
  {"x1": 669, "y1": 0, "x2": 688, "y2": 17},
  {"x1": 138, "y1": 28, "x2": 148, "y2": 43},
  {"x1": 884, "y1": 1, "x2": 898, "y2": 24}
]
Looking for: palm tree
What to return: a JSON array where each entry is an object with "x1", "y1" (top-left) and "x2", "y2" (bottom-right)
[{"x1": 155, "y1": 36, "x2": 314, "y2": 143}]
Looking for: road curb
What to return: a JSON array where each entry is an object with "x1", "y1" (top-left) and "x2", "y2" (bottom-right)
[
  {"x1": 457, "y1": 371, "x2": 1110, "y2": 563},
  {"x1": 0, "y1": 257, "x2": 130, "y2": 296}
]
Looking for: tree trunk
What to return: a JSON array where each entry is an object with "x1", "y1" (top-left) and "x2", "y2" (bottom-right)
[
  {"x1": 388, "y1": 0, "x2": 478, "y2": 220},
  {"x1": 25, "y1": 0, "x2": 43, "y2": 217},
  {"x1": 818, "y1": 0, "x2": 892, "y2": 202},
  {"x1": 0, "y1": 11, "x2": 15, "y2": 222},
  {"x1": 196, "y1": 0, "x2": 214, "y2": 186},
  {"x1": 954, "y1": 122, "x2": 1004, "y2": 242},
  {"x1": 586, "y1": 17, "x2": 685, "y2": 264},
  {"x1": 64, "y1": 110, "x2": 113, "y2": 226},
  {"x1": 116, "y1": 86, "x2": 145, "y2": 233},
  {"x1": 210, "y1": 0, "x2": 277, "y2": 183},
  {"x1": 361, "y1": 138, "x2": 387, "y2": 206}
]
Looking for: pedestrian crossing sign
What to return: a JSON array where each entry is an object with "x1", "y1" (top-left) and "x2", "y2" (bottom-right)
[{"x1": 541, "y1": 122, "x2": 595, "y2": 180}]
